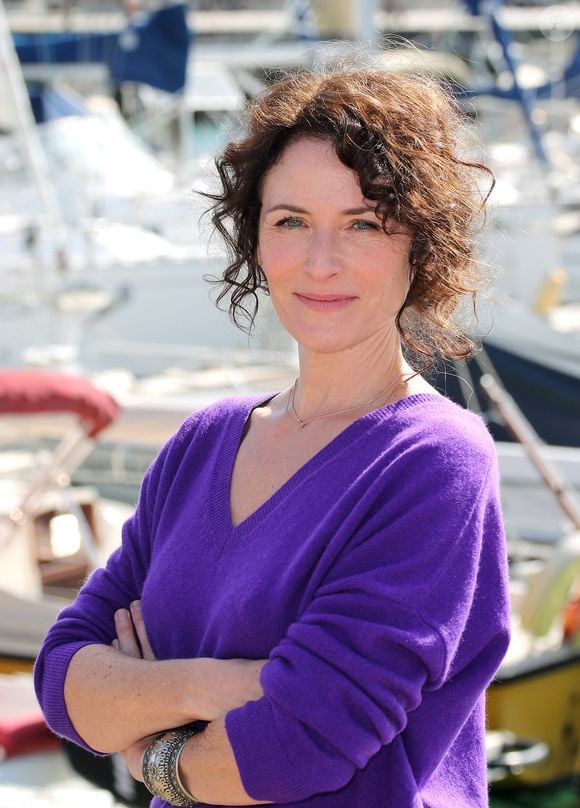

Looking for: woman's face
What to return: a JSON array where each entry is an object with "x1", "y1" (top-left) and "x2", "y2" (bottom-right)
[{"x1": 257, "y1": 137, "x2": 412, "y2": 356}]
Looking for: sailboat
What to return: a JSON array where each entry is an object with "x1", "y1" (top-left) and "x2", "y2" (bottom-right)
[{"x1": 0, "y1": 0, "x2": 281, "y2": 374}]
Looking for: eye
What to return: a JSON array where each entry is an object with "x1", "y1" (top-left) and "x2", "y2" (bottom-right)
[
  {"x1": 276, "y1": 216, "x2": 304, "y2": 228},
  {"x1": 352, "y1": 219, "x2": 380, "y2": 231}
]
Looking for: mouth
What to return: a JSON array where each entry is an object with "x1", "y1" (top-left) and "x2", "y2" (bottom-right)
[{"x1": 294, "y1": 292, "x2": 356, "y2": 311}]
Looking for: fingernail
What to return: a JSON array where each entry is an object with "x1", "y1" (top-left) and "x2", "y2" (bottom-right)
[
  {"x1": 115, "y1": 609, "x2": 129, "y2": 624},
  {"x1": 130, "y1": 600, "x2": 141, "y2": 614}
]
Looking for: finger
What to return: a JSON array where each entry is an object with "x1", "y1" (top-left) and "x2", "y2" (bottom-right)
[
  {"x1": 112, "y1": 638, "x2": 119, "y2": 650},
  {"x1": 114, "y1": 608, "x2": 141, "y2": 658},
  {"x1": 130, "y1": 600, "x2": 156, "y2": 660}
]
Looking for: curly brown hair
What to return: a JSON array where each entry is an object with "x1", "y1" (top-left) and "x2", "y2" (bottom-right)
[{"x1": 203, "y1": 64, "x2": 493, "y2": 363}]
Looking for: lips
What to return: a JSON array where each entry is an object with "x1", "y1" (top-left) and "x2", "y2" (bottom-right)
[{"x1": 294, "y1": 292, "x2": 356, "y2": 311}]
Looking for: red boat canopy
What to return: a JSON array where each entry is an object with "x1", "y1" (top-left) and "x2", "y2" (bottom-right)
[{"x1": 0, "y1": 370, "x2": 119, "y2": 438}]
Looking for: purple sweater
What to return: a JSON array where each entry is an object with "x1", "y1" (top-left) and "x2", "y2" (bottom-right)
[{"x1": 35, "y1": 393, "x2": 510, "y2": 807}]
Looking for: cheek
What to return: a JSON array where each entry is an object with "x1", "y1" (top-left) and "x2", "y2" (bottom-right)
[
  {"x1": 261, "y1": 260, "x2": 290, "y2": 304},
  {"x1": 366, "y1": 270, "x2": 411, "y2": 321},
  {"x1": 259, "y1": 240, "x2": 298, "y2": 282},
  {"x1": 257, "y1": 232, "x2": 281, "y2": 272}
]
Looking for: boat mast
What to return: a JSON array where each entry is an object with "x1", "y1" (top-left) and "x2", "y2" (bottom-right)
[{"x1": 0, "y1": 0, "x2": 69, "y2": 275}]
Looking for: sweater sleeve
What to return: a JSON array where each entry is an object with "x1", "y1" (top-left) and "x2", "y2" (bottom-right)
[
  {"x1": 33, "y1": 422, "x2": 188, "y2": 751},
  {"x1": 225, "y1": 425, "x2": 510, "y2": 803}
]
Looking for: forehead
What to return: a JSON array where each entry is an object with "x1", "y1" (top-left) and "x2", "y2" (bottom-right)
[{"x1": 260, "y1": 137, "x2": 366, "y2": 204}]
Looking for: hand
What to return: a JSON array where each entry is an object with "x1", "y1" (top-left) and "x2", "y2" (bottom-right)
[
  {"x1": 112, "y1": 600, "x2": 267, "y2": 781},
  {"x1": 112, "y1": 600, "x2": 156, "y2": 660},
  {"x1": 112, "y1": 600, "x2": 267, "y2": 716},
  {"x1": 111, "y1": 601, "x2": 159, "y2": 780}
]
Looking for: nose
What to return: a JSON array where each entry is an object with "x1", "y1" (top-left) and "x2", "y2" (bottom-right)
[{"x1": 304, "y1": 229, "x2": 343, "y2": 279}]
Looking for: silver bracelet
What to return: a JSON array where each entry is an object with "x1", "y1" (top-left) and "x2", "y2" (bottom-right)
[{"x1": 142, "y1": 727, "x2": 202, "y2": 806}]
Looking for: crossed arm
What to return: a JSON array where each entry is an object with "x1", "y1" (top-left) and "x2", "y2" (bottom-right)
[{"x1": 64, "y1": 600, "x2": 271, "y2": 805}]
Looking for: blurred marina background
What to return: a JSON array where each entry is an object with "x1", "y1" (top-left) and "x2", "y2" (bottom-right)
[{"x1": 0, "y1": 0, "x2": 579, "y2": 805}]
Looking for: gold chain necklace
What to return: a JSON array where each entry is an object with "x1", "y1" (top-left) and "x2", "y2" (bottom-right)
[{"x1": 286, "y1": 377, "x2": 401, "y2": 428}]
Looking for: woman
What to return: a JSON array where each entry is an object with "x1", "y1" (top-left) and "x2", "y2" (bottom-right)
[{"x1": 35, "y1": 66, "x2": 510, "y2": 807}]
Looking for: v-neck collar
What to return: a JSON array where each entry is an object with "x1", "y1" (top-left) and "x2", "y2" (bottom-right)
[{"x1": 209, "y1": 392, "x2": 441, "y2": 549}]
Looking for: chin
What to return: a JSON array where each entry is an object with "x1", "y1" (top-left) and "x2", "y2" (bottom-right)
[{"x1": 294, "y1": 333, "x2": 366, "y2": 355}]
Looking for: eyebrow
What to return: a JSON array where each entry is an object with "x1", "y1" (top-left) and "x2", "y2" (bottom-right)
[{"x1": 264, "y1": 204, "x2": 379, "y2": 216}]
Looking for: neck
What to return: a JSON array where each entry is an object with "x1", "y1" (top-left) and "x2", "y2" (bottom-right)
[{"x1": 292, "y1": 331, "x2": 412, "y2": 418}]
